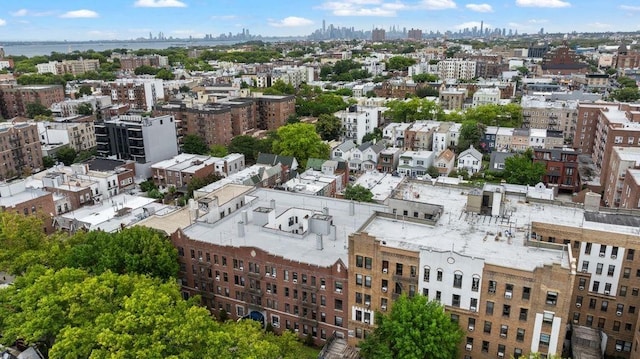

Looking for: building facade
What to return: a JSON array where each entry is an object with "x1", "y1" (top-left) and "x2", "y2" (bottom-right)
[{"x1": 0, "y1": 122, "x2": 43, "y2": 179}]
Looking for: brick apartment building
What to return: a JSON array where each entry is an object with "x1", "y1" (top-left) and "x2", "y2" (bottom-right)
[
  {"x1": 0, "y1": 122, "x2": 43, "y2": 179},
  {"x1": 151, "y1": 153, "x2": 245, "y2": 189},
  {"x1": 534, "y1": 147, "x2": 580, "y2": 193},
  {"x1": 155, "y1": 95, "x2": 294, "y2": 148},
  {"x1": 118, "y1": 54, "x2": 169, "y2": 71},
  {"x1": 540, "y1": 43, "x2": 589, "y2": 75},
  {"x1": 0, "y1": 180, "x2": 56, "y2": 234},
  {"x1": 98, "y1": 79, "x2": 165, "y2": 111},
  {"x1": 0, "y1": 84, "x2": 65, "y2": 119},
  {"x1": 573, "y1": 103, "x2": 640, "y2": 205},
  {"x1": 136, "y1": 178, "x2": 640, "y2": 358}
]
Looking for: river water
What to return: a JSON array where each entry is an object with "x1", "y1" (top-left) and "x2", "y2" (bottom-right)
[{"x1": 1, "y1": 38, "x2": 300, "y2": 57}]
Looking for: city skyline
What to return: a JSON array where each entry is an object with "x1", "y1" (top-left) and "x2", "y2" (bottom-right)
[{"x1": 0, "y1": 0, "x2": 639, "y2": 42}]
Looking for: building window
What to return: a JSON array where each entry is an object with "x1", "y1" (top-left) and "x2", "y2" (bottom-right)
[
  {"x1": 488, "y1": 280, "x2": 496, "y2": 293},
  {"x1": 522, "y1": 286, "x2": 530, "y2": 300},
  {"x1": 423, "y1": 267, "x2": 430, "y2": 282},
  {"x1": 516, "y1": 328, "x2": 525, "y2": 341},
  {"x1": 356, "y1": 255, "x2": 363, "y2": 267},
  {"x1": 436, "y1": 269, "x2": 443, "y2": 281},
  {"x1": 486, "y1": 301, "x2": 494, "y2": 315},
  {"x1": 502, "y1": 304, "x2": 511, "y2": 317},
  {"x1": 453, "y1": 273, "x2": 463, "y2": 288},
  {"x1": 472, "y1": 276, "x2": 480, "y2": 292},
  {"x1": 539, "y1": 333, "x2": 550, "y2": 346},
  {"x1": 519, "y1": 308, "x2": 528, "y2": 321},
  {"x1": 483, "y1": 321, "x2": 492, "y2": 334},
  {"x1": 546, "y1": 291, "x2": 558, "y2": 305},
  {"x1": 500, "y1": 325, "x2": 508, "y2": 338},
  {"x1": 543, "y1": 312, "x2": 554, "y2": 323},
  {"x1": 452, "y1": 294, "x2": 461, "y2": 307}
]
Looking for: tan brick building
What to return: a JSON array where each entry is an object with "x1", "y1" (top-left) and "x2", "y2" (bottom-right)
[{"x1": 0, "y1": 122, "x2": 43, "y2": 179}]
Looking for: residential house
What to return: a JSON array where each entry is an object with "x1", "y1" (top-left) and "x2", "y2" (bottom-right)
[
  {"x1": 434, "y1": 148, "x2": 455, "y2": 176},
  {"x1": 488, "y1": 152, "x2": 516, "y2": 172},
  {"x1": 534, "y1": 147, "x2": 580, "y2": 193},
  {"x1": 331, "y1": 141, "x2": 357, "y2": 162},
  {"x1": 256, "y1": 153, "x2": 299, "y2": 185},
  {"x1": 397, "y1": 150, "x2": 435, "y2": 177},
  {"x1": 457, "y1": 145, "x2": 483, "y2": 174},
  {"x1": 349, "y1": 142, "x2": 384, "y2": 172},
  {"x1": 377, "y1": 147, "x2": 402, "y2": 173}
]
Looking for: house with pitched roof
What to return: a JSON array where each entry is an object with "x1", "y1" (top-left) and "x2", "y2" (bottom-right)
[
  {"x1": 457, "y1": 145, "x2": 483, "y2": 174},
  {"x1": 434, "y1": 148, "x2": 456, "y2": 176}
]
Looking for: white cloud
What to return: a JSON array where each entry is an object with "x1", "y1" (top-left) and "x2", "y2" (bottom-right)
[
  {"x1": 588, "y1": 22, "x2": 611, "y2": 29},
  {"x1": 11, "y1": 9, "x2": 28, "y2": 17},
  {"x1": 465, "y1": 3, "x2": 493, "y2": 12},
  {"x1": 516, "y1": 0, "x2": 570, "y2": 8},
  {"x1": 269, "y1": 16, "x2": 314, "y2": 27},
  {"x1": 420, "y1": 0, "x2": 456, "y2": 10},
  {"x1": 318, "y1": 0, "x2": 404, "y2": 17},
  {"x1": 134, "y1": 0, "x2": 187, "y2": 8},
  {"x1": 620, "y1": 5, "x2": 640, "y2": 11},
  {"x1": 455, "y1": 21, "x2": 490, "y2": 29},
  {"x1": 211, "y1": 15, "x2": 238, "y2": 20},
  {"x1": 60, "y1": 9, "x2": 99, "y2": 18},
  {"x1": 528, "y1": 19, "x2": 548, "y2": 24},
  {"x1": 0, "y1": 19, "x2": 6, "y2": 26}
]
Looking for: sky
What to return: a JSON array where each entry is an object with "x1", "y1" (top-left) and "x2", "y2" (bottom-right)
[{"x1": 0, "y1": 0, "x2": 639, "y2": 41}]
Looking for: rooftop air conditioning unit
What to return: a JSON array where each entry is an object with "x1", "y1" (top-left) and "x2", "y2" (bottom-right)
[
  {"x1": 576, "y1": 303, "x2": 582, "y2": 308},
  {"x1": 466, "y1": 344, "x2": 473, "y2": 351}
]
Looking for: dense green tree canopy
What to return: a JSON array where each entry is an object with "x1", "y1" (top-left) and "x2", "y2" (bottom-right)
[
  {"x1": 296, "y1": 93, "x2": 350, "y2": 117},
  {"x1": 182, "y1": 134, "x2": 209, "y2": 155},
  {"x1": 320, "y1": 60, "x2": 369, "y2": 81},
  {"x1": 611, "y1": 87, "x2": 640, "y2": 102},
  {"x1": 503, "y1": 148, "x2": 546, "y2": 185},
  {"x1": 65, "y1": 226, "x2": 179, "y2": 280},
  {"x1": 228, "y1": 135, "x2": 259, "y2": 163},
  {"x1": 384, "y1": 98, "x2": 442, "y2": 122},
  {"x1": 272, "y1": 123, "x2": 330, "y2": 168},
  {"x1": 412, "y1": 73, "x2": 439, "y2": 83},
  {"x1": 457, "y1": 120, "x2": 485, "y2": 153},
  {"x1": 464, "y1": 103, "x2": 523, "y2": 127},
  {"x1": 386, "y1": 56, "x2": 417, "y2": 71},
  {"x1": 359, "y1": 295, "x2": 464, "y2": 359},
  {"x1": 316, "y1": 114, "x2": 342, "y2": 141},
  {"x1": 344, "y1": 184, "x2": 374, "y2": 202},
  {"x1": 76, "y1": 103, "x2": 93, "y2": 116},
  {"x1": 263, "y1": 79, "x2": 295, "y2": 95},
  {"x1": 155, "y1": 68, "x2": 175, "y2": 80},
  {"x1": 0, "y1": 266, "x2": 307, "y2": 359},
  {"x1": 25, "y1": 102, "x2": 53, "y2": 118},
  {"x1": 55, "y1": 145, "x2": 78, "y2": 166}
]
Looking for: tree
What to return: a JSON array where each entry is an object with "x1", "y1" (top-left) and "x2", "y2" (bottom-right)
[
  {"x1": 464, "y1": 104, "x2": 523, "y2": 128},
  {"x1": 228, "y1": 135, "x2": 259, "y2": 163},
  {"x1": 272, "y1": 123, "x2": 330, "y2": 168},
  {"x1": 64, "y1": 226, "x2": 179, "y2": 280},
  {"x1": 76, "y1": 102, "x2": 93, "y2": 116},
  {"x1": 182, "y1": 134, "x2": 209, "y2": 155},
  {"x1": 384, "y1": 98, "x2": 442, "y2": 123},
  {"x1": 42, "y1": 156, "x2": 56, "y2": 169},
  {"x1": 361, "y1": 127, "x2": 383, "y2": 143},
  {"x1": 55, "y1": 145, "x2": 78, "y2": 166},
  {"x1": 0, "y1": 267, "x2": 308, "y2": 359},
  {"x1": 316, "y1": 114, "x2": 342, "y2": 141},
  {"x1": 457, "y1": 120, "x2": 485, "y2": 153},
  {"x1": 77, "y1": 85, "x2": 92, "y2": 97},
  {"x1": 359, "y1": 295, "x2": 463, "y2": 359},
  {"x1": 516, "y1": 66, "x2": 530, "y2": 76},
  {"x1": 503, "y1": 148, "x2": 546, "y2": 185},
  {"x1": 617, "y1": 76, "x2": 637, "y2": 88},
  {"x1": 155, "y1": 68, "x2": 175, "y2": 80},
  {"x1": 427, "y1": 166, "x2": 440, "y2": 178},
  {"x1": 25, "y1": 102, "x2": 53, "y2": 118},
  {"x1": 344, "y1": 184, "x2": 374, "y2": 202},
  {"x1": 210, "y1": 144, "x2": 228, "y2": 157},
  {"x1": 134, "y1": 65, "x2": 159, "y2": 75},
  {"x1": 334, "y1": 88, "x2": 353, "y2": 96},
  {"x1": 386, "y1": 56, "x2": 416, "y2": 71},
  {"x1": 610, "y1": 87, "x2": 640, "y2": 102},
  {"x1": 264, "y1": 79, "x2": 295, "y2": 95},
  {"x1": 412, "y1": 73, "x2": 438, "y2": 83}
]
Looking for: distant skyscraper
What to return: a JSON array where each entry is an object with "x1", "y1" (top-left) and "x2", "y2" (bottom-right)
[
  {"x1": 372, "y1": 28, "x2": 385, "y2": 42},
  {"x1": 323, "y1": 20, "x2": 326, "y2": 33},
  {"x1": 407, "y1": 28, "x2": 422, "y2": 41},
  {"x1": 0, "y1": 46, "x2": 4, "y2": 58},
  {"x1": 480, "y1": 21, "x2": 484, "y2": 36}
]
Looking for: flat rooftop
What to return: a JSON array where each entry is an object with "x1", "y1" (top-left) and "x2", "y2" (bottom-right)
[
  {"x1": 353, "y1": 171, "x2": 404, "y2": 202},
  {"x1": 181, "y1": 188, "x2": 388, "y2": 267}
]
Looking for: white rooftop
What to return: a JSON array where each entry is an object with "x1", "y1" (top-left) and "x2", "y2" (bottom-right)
[
  {"x1": 361, "y1": 181, "x2": 640, "y2": 271},
  {"x1": 353, "y1": 171, "x2": 404, "y2": 202},
  {"x1": 614, "y1": 146, "x2": 640, "y2": 163},
  {"x1": 182, "y1": 188, "x2": 388, "y2": 267}
]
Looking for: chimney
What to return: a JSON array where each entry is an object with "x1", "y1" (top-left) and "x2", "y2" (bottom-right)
[
  {"x1": 241, "y1": 210, "x2": 248, "y2": 224},
  {"x1": 270, "y1": 199, "x2": 276, "y2": 209},
  {"x1": 584, "y1": 192, "x2": 601, "y2": 213},
  {"x1": 349, "y1": 201, "x2": 355, "y2": 216},
  {"x1": 237, "y1": 221, "x2": 245, "y2": 237},
  {"x1": 323, "y1": 207, "x2": 329, "y2": 215},
  {"x1": 316, "y1": 234, "x2": 323, "y2": 250}
]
